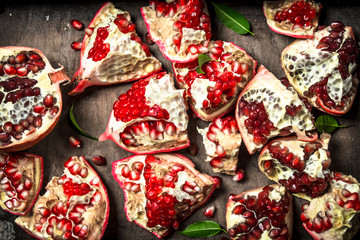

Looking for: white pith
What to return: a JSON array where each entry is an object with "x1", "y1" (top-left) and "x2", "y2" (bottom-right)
[
  {"x1": 190, "y1": 78, "x2": 216, "y2": 109},
  {"x1": 282, "y1": 27, "x2": 356, "y2": 104},
  {"x1": 268, "y1": 185, "x2": 286, "y2": 202},
  {"x1": 15, "y1": 156, "x2": 108, "y2": 240},
  {"x1": 80, "y1": 3, "x2": 161, "y2": 83},
  {"x1": 0, "y1": 48, "x2": 62, "y2": 146}
]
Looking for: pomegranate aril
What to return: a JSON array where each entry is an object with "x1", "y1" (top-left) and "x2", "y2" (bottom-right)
[
  {"x1": 69, "y1": 136, "x2": 82, "y2": 148},
  {"x1": 203, "y1": 205, "x2": 215, "y2": 218},
  {"x1": 71, "y1": 19, "x2": 83, "y2": 30},
  {"x1": 92, "y1": 155, "x2": 106, "y2": 166},
  {"x1": 71, "y1": 41, "x2": 82, "y2": 51},
  {"x1": 233, "y1": 169, "x2": 245, "y2": 182}
]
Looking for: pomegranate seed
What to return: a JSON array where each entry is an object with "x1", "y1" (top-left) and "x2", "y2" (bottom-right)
[
  {"x1": 233, "y1": 169, "x2": 245, "y2": 182},
  {"x1": 210, "y1": 157, "x2": 224, "y2": 168},
  {"x1": 228, "y1": 193, "x2": 236, "y2": 201},
  {"x1": 212, "y1": 176, "x2": 222, "y2": 189},
  {"x1": 71, "y1": 41, "x2": 82, "y2": 51},
  {"x1": 85, "y1": 27, "x2": 94, "y2": 36},
  {"x1": 92, "y1": 155, "x2": 106, "y2": 166},
  {"x1": 69, "y1": 136, "x2": 82, "y2": 148},
  {"x1": 71, "y1": 19, "x2": 83, "y2": 30},
  {"x1": 203, "y1": 205, "x2": 215, "y2": 218},
  {"x1": 145, "y1": 32, "x2": 153, "y2": 44}
]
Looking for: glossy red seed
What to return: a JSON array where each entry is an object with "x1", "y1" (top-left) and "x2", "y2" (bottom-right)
[
  {"x1": 92, "y1": 155, "x2": 106, "y2": 166},
  {"x1": 71, "y1": 19, "x2": 83, "y2": 30},
  {"x1": 69, "y1": 136, "x2": 82, "y2": 148},
  {"x1": 71, "y1": 41, "x2": 82, "y2": 51}
]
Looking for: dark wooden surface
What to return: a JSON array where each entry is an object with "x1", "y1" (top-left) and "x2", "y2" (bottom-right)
[{"x1": 1, "y1": 1, "x2": 360, "y2": 239}]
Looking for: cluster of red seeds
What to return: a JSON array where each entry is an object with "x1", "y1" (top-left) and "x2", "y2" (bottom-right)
[
  {"x1": 274, "y1": 0, "x2": 317, "y2": 28},
  {"x1": 113, "y1": 78, "x2": 169, "y2": 122},
  {"x1": 150, "y1": 0, "x2": 211, "y2": 52},
  {"x1": 0, "y1": 77, "x2": 39, "y2": 104},
  {"x1": 62, "y1": 179, "x2": 91, "y2": 198},
  {"x1": 87, "y1": 26, "x2": 110, "y2": 62},
  {"x1": 268, "y1": 142, "x2": 306, "y2": 171},
  {"x1": 228, "y1": 186, "x2": 290, "y2": 240},
  {"x1": 300, "y1": 203, "x2": 333, "y2": 234},
  {"x1": 239, "y1": 99, "x2": 277, "y2": 146}
]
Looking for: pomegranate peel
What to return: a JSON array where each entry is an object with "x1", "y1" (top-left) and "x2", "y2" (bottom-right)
[
  {"x1": 112, "y1": 153, "x2": 216, "y2": 238},
  {"x1": 301, "y1": 172, "x2": 360, "y2": 240},
  {"x1": 69, "y1": 2, "x2": 162, "y2": 95},
  {"x1": 173, "y1": 40, "x2": 257, "y2": 121},
  {"x1": 0, "y1": 46, "x2": 70, "y2": 152},
  {"x1": 141, "y1": 0, "x2": 211, "y2": 63},
  {"x1": 99, "y1": 72, "x2": 190, "y2": 154},
  {"x1": 281, "y1": 22, "x2": 359, "y2": 115},
  {"x1": 15, "y1": 156, "x2": 109, "y2": 240},
  {"x1": 226, "y1": 184, "x2": 293, "y2": 240},
  {"x1": 0, "y1": 152, "x2": 43, "y2": 216},
  {"x1": 259, "y1": 134, "x2": 331, "y2": 201},
  {"x1": 197, "y1": 115, "x2": 242, "y2": 175},
  {"x1": 263, "y1": 0, "x2": 322, "y2": 38},
  {"x1": 236, "y1": 65, "x2": 317, "y2": 154}
]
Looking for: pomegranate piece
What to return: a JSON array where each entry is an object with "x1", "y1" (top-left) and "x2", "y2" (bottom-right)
[
  {"x1": 141, "y1": 0, "x2": 211, "y2": 63},
  {"x1": 226, "y1": 184, "x2": 293, "y2": 240},
  {"x1": 0, "y1": 46, "x2": 70, "y2": 152},
  {"x1": 0, "y1": 152, "x2": 43, "y2": 215},
  {"x1": 173, "y1": 40, "x2": 257, "y2": 121},
  {"x1": 198, "y1": 116, "x2": 242, "y2": 175},
  {"x1": 259, "y1": 134, "x2": 332, "y2": 200},
  {"x1": 236, "y1": 65, "x2": 317, "y2": 154},
  {"x1": 15, "y1": 156, "x2": 109, "y2": 240},
  {"x1": 301, "y1": 172, "x2": 360, "y2": 240},
  {"x1": 282, "y1": 21, "x2": 359, "y2": 115},
  {"x1": 69, "y1": 2, "x2": 162, "y2": 95},
  {"x1": 99, "y1": 72, "x2": 190, "y2": 154},
  {"x1": 263, "y1": 0, "x2": 322, "y2": 38},
  {"x1": 112, "y1": 153, "x2": 216, "y2": 238}
]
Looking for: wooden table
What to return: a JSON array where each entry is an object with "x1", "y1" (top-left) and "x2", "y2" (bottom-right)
[{"x1": 1, "y1": 1, "x2": 360, "y2": 239}]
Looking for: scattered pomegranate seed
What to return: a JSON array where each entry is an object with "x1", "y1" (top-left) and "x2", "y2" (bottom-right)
[
  {"x1": 69, "y1": 136, "x2": 82, "y2": 148},
  {"x1": 145, "y1": 32, "x2": 153, "y2": 44},
  {"x1": 233, "y1": 169, "x2": 245, "y2": 182},
  {"x1": 92, "y1": 155, "x2": 106, "y2": 166},
  {"x1": 212, "y1": 176, "x2": 222, "y2": 189},
  {"x1": 85, "y1": 27, "x2": 94, "y2": 37},
  {"x1": 203, "y1": 205, "x2": 215, "y2": 218},
  {"x1": 228, "y1": 193, "x2": 236, "y2": 201},
  {"x1": 71, "y1": 19, "x2": 83, "y2": 30},
  {"x1": 71, "y1": 41, "x2": 82, "y2": 51},
  {"x1": 187, "y1": 143, "x2": 199, "y2": 156}
]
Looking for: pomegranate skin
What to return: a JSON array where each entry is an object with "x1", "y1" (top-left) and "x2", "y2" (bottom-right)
[{"x1": 0, "y1": 46, "x2": 70, "y2": 152}]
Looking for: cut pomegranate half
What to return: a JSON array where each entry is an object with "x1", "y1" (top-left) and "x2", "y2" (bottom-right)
[
  {"x1": 263, "y1": 0, "x2": 322, "y2": 38},
  {"x1": 99, "y1": 72, "x2": 190, "y2": 154},
  {"x1": 112, "y1": 153, "x2": 216, "y2": 238},
  {"x1": 197, "y1": 115, "x2": 242, "y2": 175},
  {"x1": 0, "y1": 46, "x2": 70, "y2": 152},
  {"x1": 226, "y1": 184, "x2": 293, "y2": 239},
  {"x1": 301, "y1": 172, "x2": 360, "y2": 240},
  {"x1": 0, "y1": 152, "x2": 43, "y2": 215},
  {"x1": 141, "y1": 0, "x2": 211, "y2": 63},
  {"x1": 69, "y1": 2, "x2": 162, "y2": 95},
  {"x1": 235, "y1": 65, "x2": 317, "y2": 154},
  {"x1": 259, "y1": 134, "x2": 332, "y2": 200},
  {"x1": 173, "y1": 40, "x2": 257, "y2": 121},
  {"x1": 15, "y1": 156, "x2": 109, "y2": 240},
  {"x1": 281, "y1": 21, "x2": 359, "y2": 115}
]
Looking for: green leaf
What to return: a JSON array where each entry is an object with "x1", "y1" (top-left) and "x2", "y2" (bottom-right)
[
  {"x1": 69, "y1": 104, "x2": 98, "y2": 141},
  {"x1": 211, "y1": 2, "x2": 254, "y2": 35},
  {"x1": 179, "y1": 221, "x2": 227, "y2": 238},
  {"x1": 196, "y1": 54, "x2": 215, "y2": 74},
  {"x1": 315, "y1": 115, "x2": 350, "y2": 133}
]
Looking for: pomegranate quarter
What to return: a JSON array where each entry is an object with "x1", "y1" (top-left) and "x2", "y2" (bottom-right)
[
  {"x1": 0, "y1": 46, "x2": 70, "y2": 152},
  {"x1": 263, "y1": 0, "x2": 322, "y2": 38},
  {"x1": 173, "y1": 40, "x2": 257, "y2": 121},
  {"x1": 0, "y1": 152, "x2": 43, "y2": 216},
  {"x1": 300, "y1": 172, "x2": 360, "y2": 240},
  {"x1": 141, "y1": 0, "x2": 211, "y2": 63},
  {"x1": 99, "y1": 72, "x2": 190, "y2": 154},
  {"x1": 281, "y1": 21, "x2": 359, "y2": 115},
  {"x1": 236, "y1": 65, "x2": 317, "y2": 154},
  {"x1": 70, "y1": 2, "x2": 162, "y2": 95},
  {"x1": 112, "y1": 153, "x2": 216, "y2": 238},
  {"x1": 226, "y1": 184, "x2": 293, "y2": 240},
  {"x1": 15, "y1": 156, "x2": 109, "y2": 240},
  {"x1": 259, "y1": 134, "x2": 332, "y2": 200}
]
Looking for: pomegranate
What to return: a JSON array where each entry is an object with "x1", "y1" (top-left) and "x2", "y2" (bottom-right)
[
  {"x1": 0, "y1": 152, "x2": 43, "y2": 215},
  {"x1": 226, "y1": 184, "x2": 293, "y2": 240},
  {"x1": 259, "y1": 134, "x2": 332, "y2": 200},
  {"x1": 235, "y1": 65, "x2": 317, "y2": 154},
  {"x1": 69, "y1": 2, "x2": 162, "y2": 95},
  {"x1": 300, "y1": 172, "x2": 360, "y2": 240},
  {"x1": 141, "y1": 0, "x2": 211, "y2": 63},
  {"x1": 99, "y1": 72, "x2": 190, "y2": 154},
  {"x1": 0, "y1": 46, "x2": 70, "y2": 152},
  {"x1": 263, "y1": 0, "x2": 322, "y2": 38},
  {"x1": 281, "y1": 21, "x2": 359, "y2": 115},
  {"x1": 112, "y1": 153, "x2": 216, "y2": 238},
  {"x1": 15, "y1": 156, "x2": 109, "y2": 240},
  {"x1": 173, "y1": 40, "x2": 257, "y2": 121},
  {"x1": 197, "y1": 116, "x2": 242, "y2": 175}
]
